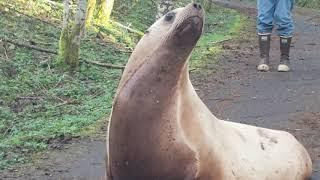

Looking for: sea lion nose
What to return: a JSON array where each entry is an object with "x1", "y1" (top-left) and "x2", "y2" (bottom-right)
[{"x1": 193, "y1": 3, "x2": 202, "y2": 10}]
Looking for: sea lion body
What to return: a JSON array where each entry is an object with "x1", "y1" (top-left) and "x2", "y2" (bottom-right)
[{"x1": 106, "y1": 3, "x2": 312, "y2": 180}]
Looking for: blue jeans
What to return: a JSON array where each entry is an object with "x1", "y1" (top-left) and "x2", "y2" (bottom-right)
[{"x1": 257, "y1": 0, "x2": 294, "y2": 37}]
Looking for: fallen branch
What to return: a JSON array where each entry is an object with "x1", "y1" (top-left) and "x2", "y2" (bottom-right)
[
  {"x1": 56, "y1": 100, "x2": 81, "y2": 107},
  {"x1": 3, "y1": 123, "x2": 14, "y2": 136},
  {"x1": 17, "y1": 96, "x2": 44, "y2": 100},
  {"x1": 212, "y1": 38, "x2": 232, "y2": 45},
  {"x1": 51, "y1": 95, "x2": 81, "y2": 107},
  {"x1": 110, "y1": 21, "x2": 144, "y2": 36},
  {"x1": 54, "y1": 73, "x2": 66, "y2": 88},
  {"x1": 113, "y1": 48, "x2": 132, "y2": 54},
  {"x1": 84, "y1": 59, "x2": 125, "y2": 69},
  {"x1": 3, "y1": 42, "x2": 9, "y2": 60},
  {"x1": 52, "y1": 95, "x2": 65, "y2": 103},
  {"x1": 2, "y1": 38, "x2": 57, "y2": 54},
  {"x1": 28, "y1": 39, "x2": 54, "y2": 46}
]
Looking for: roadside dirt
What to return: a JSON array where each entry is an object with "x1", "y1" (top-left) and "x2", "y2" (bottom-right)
[{"x1": 1, "y1": 1, "x2": 319, "y2": 179}]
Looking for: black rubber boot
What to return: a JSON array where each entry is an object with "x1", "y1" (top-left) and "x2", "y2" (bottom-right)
[
  {"x1": 278, "y1": 37, "x2": 292, "y2": 72},
  {"x1": 257, "y1": 34, "x2": 271, "y2": 72}
]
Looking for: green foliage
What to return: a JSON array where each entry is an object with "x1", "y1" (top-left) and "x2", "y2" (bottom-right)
[
  {"x1": 245, "y1": 0, "x2": 320, "y2": 9},
  {"x1": 0, "y1": 0, "x2": 63, "y2": 24},
  {"x1": 0, "y1": 0, "x2": 246, "y2": 170},
  {"x1": 190, "y1": 6, "x2": 246, "y2": 70},
  {"x1": 113, "y1": 0, "x2": 157, "y2": 31},
  {"x1": 295, "y1": 0, "x2": 320, "y2": 9},
  {"x1": 97, "y1": 21, "x2": 140, "y2": 49},
  {"x1": 0, "y1": 1, "x2": 128, "y2": 169}
]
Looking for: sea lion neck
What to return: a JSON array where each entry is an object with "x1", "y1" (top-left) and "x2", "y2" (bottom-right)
[
  {"x1": 118, "y1": 44, "x2": 190, "y2": 100},
  {"x1": 116, "y1": 36, "x2": 195, "y2": 101}
]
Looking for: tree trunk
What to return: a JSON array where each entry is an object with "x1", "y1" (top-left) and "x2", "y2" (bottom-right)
[
  {"x1": 157, "y1": 0, "x2": 174, "y2": 19},
  {"x1": 86, "y1": 0, "x2": 97, "y2": 27},
  {"x1": 57, "y1": 0, "x2": 71, "y2": 68},
  {"x1": 58, "y1": 0, "x2": 87, "y2": 71},
  {"x1": 95, "y1": 0, "x2": 114, "y2": 24}
]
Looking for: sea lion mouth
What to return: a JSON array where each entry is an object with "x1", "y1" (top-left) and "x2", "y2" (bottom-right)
[{"x1": 177, "y1": 16, "x2": 203, "y2": 37}]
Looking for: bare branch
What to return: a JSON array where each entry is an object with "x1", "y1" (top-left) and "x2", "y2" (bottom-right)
[
  {"x1": 83, "y1": 59, "x2": 125, "y2": 69},
  {"x1": 109, "y1": 21, "x2": 144, "y2": 36},
  {"x1": 56, "y1": 100, "x2": 81, "y2": 107},
  {"x1": 17, "y1": 96, "x2": 44, "y2": 100},
  {"x1": 2, "y1": 38, "x2": 57, "y2": 54}
]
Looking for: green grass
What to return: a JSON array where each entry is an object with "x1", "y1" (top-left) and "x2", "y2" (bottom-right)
[
  {"x1": 190, "y1": 8, "x2": 245, "y2": 69},
  {"x1": 0, "y1": 0, "x2": 127, "y2": 169},
  {"x1": 295, "y1": 0, "x2": 320, "y2": 9},
  {"x1": 245, "y1": 0, "x2": 320, "y2": 9},
  {"x1": 0, "y1": 0, "x2": 246, "y2": 170}
]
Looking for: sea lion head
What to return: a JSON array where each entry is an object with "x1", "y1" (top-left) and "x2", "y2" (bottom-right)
[
  {"x1": 145, "y1": 2, "x2": 204, "y2": 51},
  {"x1": 119, "y1": 3, "x2": 205, "y2": 89}
]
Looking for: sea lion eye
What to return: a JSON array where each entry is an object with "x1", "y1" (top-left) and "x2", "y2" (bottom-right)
[{"x1": 164, "y1": 12, "x2": 175, "y2": 22}]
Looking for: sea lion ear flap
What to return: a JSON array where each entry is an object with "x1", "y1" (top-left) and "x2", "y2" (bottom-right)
[{"x1": 164, "y1": 12, "x2": 176, "y2": 22}]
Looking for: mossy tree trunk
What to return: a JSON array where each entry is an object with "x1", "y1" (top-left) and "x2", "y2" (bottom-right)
[
  {"x1": 58, "y1": 0, "x2": 87, "y2": 72},
  {"x1": 86, "y1": 0, "x2": 97, "y2": 27},
  {"x1": 95, "y1": 0, "x2": 114, "y2": 24}
]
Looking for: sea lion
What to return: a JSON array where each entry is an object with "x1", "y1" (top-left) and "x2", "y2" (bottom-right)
[{"x1": 106, "y1": 2, "x2": 312, "y2": 180}]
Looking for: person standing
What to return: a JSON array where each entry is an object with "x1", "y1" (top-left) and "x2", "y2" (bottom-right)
[{"x1": 257, "y1": 0, "x2": 295, "y2": 72}]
